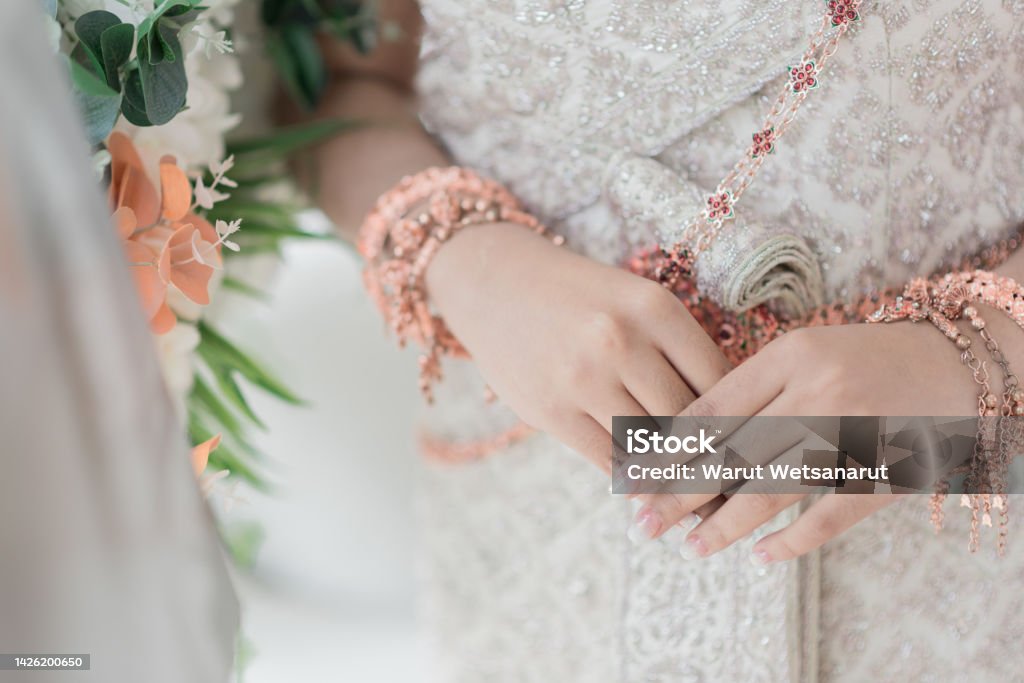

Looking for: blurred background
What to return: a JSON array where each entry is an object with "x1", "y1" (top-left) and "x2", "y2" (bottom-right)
[{"x1": 210, "y1": 221, "x2": 422, "y2": 681}]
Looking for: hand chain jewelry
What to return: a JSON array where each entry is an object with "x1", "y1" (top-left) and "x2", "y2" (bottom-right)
[
  {"x1": 657, "y1": 0, "x2": 864, "y2": 286},
  {"x1": 869, "y1": 272, "x2": 1024, "y2": 555}
]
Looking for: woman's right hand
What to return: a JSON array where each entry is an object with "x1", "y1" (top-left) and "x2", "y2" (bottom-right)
[{"x1": 425, "y1": 222, "x2": 733, "y2": 474}]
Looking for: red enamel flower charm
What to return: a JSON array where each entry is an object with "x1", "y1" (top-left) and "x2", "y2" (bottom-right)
[
  {"x1": 788, "y1": 61, "x2": 819, "y2": 93},
  {"x1": 705, "y1": 191, "x2": 735, "y2": 221},
  {"x1": 827, "y1": 0, "x2": 861, "y2": 27},
  {"x1": 751, "y1": 127, "x2": 776, "y2": 158}
]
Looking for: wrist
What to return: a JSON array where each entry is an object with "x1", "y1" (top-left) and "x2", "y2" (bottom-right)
[{"x1": 424, "y1": 221, "x2": 555, "y2": 318}]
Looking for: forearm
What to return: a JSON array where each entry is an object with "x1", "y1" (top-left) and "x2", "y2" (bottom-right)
[
  {"x1": 310, "y1": 79, "x2": 447, "y2": 237},
  {"x1": 301, "y1": 0, "x2": 447, "y2": 239}
]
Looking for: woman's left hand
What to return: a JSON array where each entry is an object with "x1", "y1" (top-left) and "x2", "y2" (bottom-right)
[{"x1": 632, "y1": 320, "x2": 985, "y2": 563}]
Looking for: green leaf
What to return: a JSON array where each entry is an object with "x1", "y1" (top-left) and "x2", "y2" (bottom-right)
[
  {"x1": 69, "y1": 59, "x2": 117, "y2": 97},
  {"x1": 265, "y1": 24, "x2": 325, "y2": 110},
  {"x1": 100, "y1": 23, "x2": 135, "y2": 91},
  {"x1": 120, "y1": 69, "x2": 152, "y2": 126},
  {"x1": 42, "y1": 0, "x2": 57, "y2": 17},
  {"x1": 201, "y1": 354, "x2": 267, "y2": 429},
  {"x1": 74, "y1": 11, "x2": 121, "y2": 71},
  {"x1": 227, "y1": 118, "x2": 361, "y2": 157},
  {"x1": 137, "y1": 0, "x2": 203, "y2": 38},
  {"x1": 221, "y1": 276, "x2": 270, "y2": 301},
  {"x1": 136, "y1": 23, "x2": 187, "y2": 125},
  {"x1": 234, "y1": 221, "x2": 333, "y2": 241},
  {"x1": 197, "y1": 321, "x2": 304, "y2": 406},
  {"x1": 222, "y1": 520, "x2": 266, "y2": 569},
  {"x1": 69, "y1": 60, "x2": 122, "y2": 144},
  {"x1": 191, "y1": 374, "x2": 250, "y2": 445}
]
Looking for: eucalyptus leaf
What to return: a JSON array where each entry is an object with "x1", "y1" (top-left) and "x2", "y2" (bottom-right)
[
  {"x1": 120, "y1": 69, "x2": 152, "y2": 126},
  {"x1": 69, "y1": 60, "x2": 122, "y2": 145},
  {"x1": 100, "y1": 23, "x2": 134, "y2": 91},
  {"x1": 137, "y1": 0, "x2": 203, "y2": 38},
  {"x1": 136, "y1": 23, "x2": 187, "y2": 125},
  {"x1": 42, "y1": 0, "x2": 57, "y2": 18},
  {"x1": 75, "y1": 11, "x2": 121, "y2": 69}
]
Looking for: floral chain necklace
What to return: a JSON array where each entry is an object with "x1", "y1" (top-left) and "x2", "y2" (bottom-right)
[{"x1": 657, "y1": 0, "x2": 864, "y2": 285}]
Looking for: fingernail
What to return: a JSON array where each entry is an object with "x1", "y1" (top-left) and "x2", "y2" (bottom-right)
[
  {"x1": 676, "y1": 513, "x2": 699, "y2": 532},
  {"x1": 627, "y1": 506, "x2": 661, "y2": 545},
  {"x1": 679, "y1": 534, "x2": 707, "y2": 560},
  {"x1": 750, "y1": 548, "x2": 773, "y2": 566}
]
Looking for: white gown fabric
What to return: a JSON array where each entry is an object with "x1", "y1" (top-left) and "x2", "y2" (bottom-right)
[
  {"x1": 412, "y1": 1, "x2": 1024, "y2": 681},
  {"x1": 0, "y1": 3, "x2": 238, "y2": 681}
]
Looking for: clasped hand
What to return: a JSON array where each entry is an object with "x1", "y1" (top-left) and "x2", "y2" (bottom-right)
[{"x1": 425, "y1": 224, "x2": 980, "y2": 564}]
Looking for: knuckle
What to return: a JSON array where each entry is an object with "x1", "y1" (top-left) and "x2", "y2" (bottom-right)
[
  {"x1": 633, "y1": 279, "x2": 673, "y2": 314},
  {"x1": 687, "y1": 396, "x2": 719, "y2": 418},
  {"x1": 805, "y1": 511, "x2": 840, "y2": 541},
  {"x1": 772, "y1": 533, "x2": 804, "y2": 560},
  {"x1": 584, "y1": 310, "x2": 630, "y2": 355},
  {"x1": 746, "y1": 492, "x2": 781, "y2": 518}
]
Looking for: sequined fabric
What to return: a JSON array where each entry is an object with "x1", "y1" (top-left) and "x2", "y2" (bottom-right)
[{"x1": 414, "y1": 1, "x2": 1024, "y2": 681}]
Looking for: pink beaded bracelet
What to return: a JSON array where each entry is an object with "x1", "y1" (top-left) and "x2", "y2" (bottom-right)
[{"x1": 358, "y1": 166, "x2": 563, "y2": 402}]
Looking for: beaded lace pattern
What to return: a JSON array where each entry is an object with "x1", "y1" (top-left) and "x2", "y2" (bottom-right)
[{"x1": 659, "y1": 0, "x2": 863, "y2": 282}]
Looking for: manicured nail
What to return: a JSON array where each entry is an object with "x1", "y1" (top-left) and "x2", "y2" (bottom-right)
[
  {"x1": 627, "y1": 506, "x2": 661, "y2": 545},
  {"x1": 676, "y1": 513, "x2": 699, "y2": 532},
  {"x1": 679, "y1": 534, "x2": 707, "y2": 560},
  {"x1": 750, "y1": 548, "x2": 772, "y2": 566}
]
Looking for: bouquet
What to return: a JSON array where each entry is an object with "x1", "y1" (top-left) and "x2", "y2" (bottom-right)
[{"x1": 46, "y1": 0, "x2": 375, "y2": 528}]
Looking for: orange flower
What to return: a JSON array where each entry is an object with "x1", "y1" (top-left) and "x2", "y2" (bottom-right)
[
  {"x1": 191, "y1": 433, "x2": 222, "y2": 478},
  {"x1": 107, "y1": 132, "x2": 223, "y2": 334}
]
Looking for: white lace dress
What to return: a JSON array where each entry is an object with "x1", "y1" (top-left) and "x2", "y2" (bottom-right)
[{"x1": 412, "y1": 1, "x2": 1024, "y2": 681}]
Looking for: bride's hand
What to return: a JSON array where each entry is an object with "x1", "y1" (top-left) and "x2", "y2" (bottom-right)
[
  {"x1": 633, "y1": 321, "x2": 984, "y2": 562},
  {"x1": 425, "y1": 222, "x2": 732, "y2": 474}
]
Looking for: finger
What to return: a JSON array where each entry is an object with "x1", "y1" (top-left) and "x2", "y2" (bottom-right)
[
  {"x1": 654, "y1": 301, "x2": 734, "y2": 395},
  {"x1": 751, "y1": 494, "x2": 899, "y2": 563},
  {"x1": 692, "y1": 496, "x2": 726, "y2": 520},
  {"x1": 585, "y1": 386, "x2": 651, "y2": 436},
  {"x1": 621, "y1": 348, "x2": 697, "y2": 416},
  {"x1": 550, "y1": 412, "x2": 617, "y2": 476},
  {"x1": 630, "y1": 416, "x2": 810, "y2": 539},
  {"x1": 679, "y1": 347, "x2": 786, "y2": 419},
  {"x1": 680, "y1": 491, "x2": 805, "y2": 560}
]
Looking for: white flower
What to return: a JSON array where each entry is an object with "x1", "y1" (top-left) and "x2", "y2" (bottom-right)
[
  {"x1": 154, "y1": 322, "x2": 200, "y2": 420},
  {"x1": 191, "y1": 23, "x2": 233, "y2": 57},
  {"x1": 92, "y1": 149, "x2": 111, "y2": 179},
  {"x1": 114, "y1": 9, "x2": 242, "y2": 175},
  {"x1": 210, "y1": 155, "x2": 235, "y2": 177},
  {"x1": 61, "y1": 0, "x2": 153, "y2": 24},
  {"x1": 193, "y1": 176, "x2": 230, "y2": 210},
  {"x1": 215, "y1": 218, "x2": 242, "y2": 252},
  {"x1": 45, "y1": 16, "x2": 63, "y2": 52}
]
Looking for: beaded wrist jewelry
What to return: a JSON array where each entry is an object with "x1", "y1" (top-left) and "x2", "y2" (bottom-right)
[
  {"x1": 358, "y1": 166, "x2": 563, "y2": 402},
  {"x1": 868, "y1": 273, "x2": 1024, "y2": 554}
]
